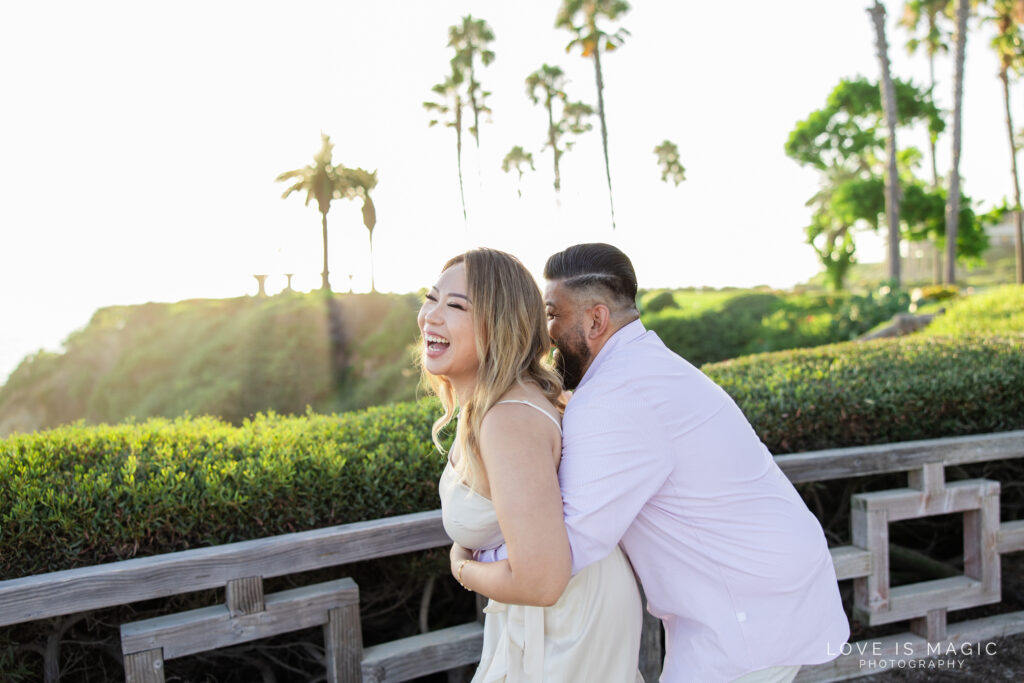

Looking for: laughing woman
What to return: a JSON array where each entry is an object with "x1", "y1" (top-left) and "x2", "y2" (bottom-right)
[{"x1": 418, "y1": 248, "x2": 642, "y2": 682}]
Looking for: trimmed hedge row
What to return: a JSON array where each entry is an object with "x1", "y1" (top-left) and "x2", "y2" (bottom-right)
[
  {"x1": 2, "y1": 336, "x2": 1022, "y2": 580},
  {"x1": 704, "y1": 334, "x2": 1024, "y2": 454},
  {"x1": 0, "y1": 400, "x2": 447, "y2": 580}
]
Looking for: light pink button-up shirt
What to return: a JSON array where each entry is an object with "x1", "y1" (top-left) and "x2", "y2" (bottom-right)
[{"x1": 481, "y1": 320, "x2": 849, "y2": 681}]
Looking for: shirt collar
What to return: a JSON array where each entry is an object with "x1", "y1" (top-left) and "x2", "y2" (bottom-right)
[{"x1": 576, "y1": 318, "x2": 646, "y2": 391}]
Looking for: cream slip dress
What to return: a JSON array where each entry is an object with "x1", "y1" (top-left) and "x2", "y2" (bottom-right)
[{"x1": 439, "y1": 399, "x2": 644, "y2": 683}]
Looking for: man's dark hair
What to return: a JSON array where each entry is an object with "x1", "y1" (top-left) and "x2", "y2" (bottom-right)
[{"x1": 544, "y1": 243, "x2": 638, "y2": 311}]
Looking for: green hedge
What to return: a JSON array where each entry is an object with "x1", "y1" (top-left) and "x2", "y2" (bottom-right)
[
  {"x1": 0, "y1": 400, "x2": 446, "y2": 580},
  {"x1": 923, "y1": 284, "x2": 1024, "y2": 338},
  {"x1": 3, "y1": 335, "x2": 1022, "y2": 580},
  {"x1": 642, "y1": 288, "x2": 911, "y2": 367},
  {"x1": 1, "y1": 334, "x2": 1022, "y2": 680},
  {"x1": 704, "y1": 335, "x2": 1024, "y2": 454}
]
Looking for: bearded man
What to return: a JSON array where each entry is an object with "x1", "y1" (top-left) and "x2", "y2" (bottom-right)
[{"x1": 477, "y1": 243, "x2": 849, "y2": 682}]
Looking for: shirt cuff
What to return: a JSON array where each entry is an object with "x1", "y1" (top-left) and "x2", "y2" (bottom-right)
[{"x1": 474, "y1": 545, "x2": 508, "y2": 563}]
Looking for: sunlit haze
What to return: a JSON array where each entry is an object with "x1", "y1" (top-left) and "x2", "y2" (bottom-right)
[{"x1": 0, "y1": 1, "x2": 1013, "y2": 381}]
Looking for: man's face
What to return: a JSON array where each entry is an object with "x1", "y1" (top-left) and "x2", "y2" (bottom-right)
[{"x1": 544, "y1": 279, "x2": 591, "y2": 390}]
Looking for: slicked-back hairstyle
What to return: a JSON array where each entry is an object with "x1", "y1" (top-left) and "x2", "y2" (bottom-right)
[{"x1": 543, "y1": 243, "x2": 639, "y2": 312}]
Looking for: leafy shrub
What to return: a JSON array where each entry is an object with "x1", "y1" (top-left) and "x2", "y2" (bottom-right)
[
  {"x1": 640, "y1": 290, "x2": 679, "y2": 313},
  {"x1": 2, "y1": 334, "x2": 1023, "y2": 679},
  {"x1": 0, "y1": 400, "x2": 446, "y2": 579},
  {"x1": 643, "y1": 288, "x2": 912, "y2": 366},
  {"x1": 923, "y1": 284, "x2": 1024, "y2": 338},
  {"x1": 912, "y1": 284, "x2": 960, "y2": 303},
  {"x1": 704, "y1": 335, "x2": 1024, "y2": 453}
]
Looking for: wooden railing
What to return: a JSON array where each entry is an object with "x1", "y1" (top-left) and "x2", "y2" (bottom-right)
[{"x1": 1, "y1": 430, "x2": 1022, "y2": 682}]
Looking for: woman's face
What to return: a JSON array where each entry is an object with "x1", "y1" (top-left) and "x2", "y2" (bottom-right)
[{"x1": 418, "y1": 262, "x2": 477, "y2": 385}]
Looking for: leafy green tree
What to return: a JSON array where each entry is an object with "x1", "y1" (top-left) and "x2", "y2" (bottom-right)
[
  {"x1": 424, "y1": 69, "x2": 468, "y2": 223},
  {"x1": 987, "y1": 0, "x2": 1024, "y2": 283},
  {"x1": 526, "y1": 64, "x2": 594, "y2": 192},
  {"x1": 869, "y1": 1, "x2": 904, "y2": 285},
  {"x1": 653, "y1": 140, "x2": 686, "y2": 186},
  {"x1": 448, "y1": 15, "x2": 496, "y2": 149},
  {"x1": 946, "y1": 0, "x2": 970, "y2": 283},
  {"x1": 276, "y1": 133, "x2": 350, "y2": 292},
  {"x1": 787, "y1": 78, "x2": 958, "y2": 289},
  {"x1": 502, "y1": 146, "x2": 535, "y2": 197},
  {"x1": 340, "y1": 168, "x2": 379, "y2": 292},
  {"x1": 556, "y1": 0, "x2": 630, "y2": 229}
]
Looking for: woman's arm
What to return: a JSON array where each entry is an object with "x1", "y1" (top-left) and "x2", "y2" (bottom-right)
[{"x1": 449, "y1": 405, "x2": 571, "y2": 606}]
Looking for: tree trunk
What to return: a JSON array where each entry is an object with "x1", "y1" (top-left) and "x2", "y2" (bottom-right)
[
  {"x1": 469, "y1": 67, "x2": 480, "y2": 148},
  {"x1": 1002, "y1": 68, "x2": 1024, "y2": 284},
  {"x1": 870, "y1": 1, "x2": 902, "y2": 286},
  {"x1": 321, "y1": 211, "x2": 331, "y2": 292},
  {"x1": 547, "y1": 94, "x2": 561, "y2": 192},
  {"x1": 368, "y1": 229, "x2": 376, "y2": 293},
  {"x1": 592, "y1": 47, "x2": 616, "y2": 230},
  {"x1": 456, "y1": 96, "x2": 467, "y2": 225},
  {"x1": 945, "y1": 0, "x2": 969, "y2": 285},
  {"x1": 928, "y1": 22, "x2": 943, "y2": 285}
]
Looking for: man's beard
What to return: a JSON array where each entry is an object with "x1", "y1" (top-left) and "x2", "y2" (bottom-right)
[{"x1": 552, "y1": 326, "x2": 591, "y2": 391}]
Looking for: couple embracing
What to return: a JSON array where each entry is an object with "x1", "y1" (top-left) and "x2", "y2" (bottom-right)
[{"x1": 418, "y1": 244, "x2": 849, "y2": 683}]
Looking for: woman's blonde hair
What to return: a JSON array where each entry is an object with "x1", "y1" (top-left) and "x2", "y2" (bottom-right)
[{"x1": 422, "y1": 248, "x2": 563, "y2": 489}]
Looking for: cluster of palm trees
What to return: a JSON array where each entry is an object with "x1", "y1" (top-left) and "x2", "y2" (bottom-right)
[
  {"x1": 276, "y1": 134, "x2": 379, "y2": 293},
  {"x1": 425, "y1": 2, "x2": 685, "y2": 231},
  {"x1": 873, "y1": 0, "x2": 1024, "y2": 285}
]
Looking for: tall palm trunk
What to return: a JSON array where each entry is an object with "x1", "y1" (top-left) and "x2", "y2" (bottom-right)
[
  {"x1": 1001, "y1": 68, "x2": 1024, "y2": 283},
  {"x1": 592, "y1": 47, "x2": 616, "y2": 229},
  {"x1": 368, "y1": 231, "x2": 376, "y2": 293},
  {"x1": 469, "y1": 69, "x2": 481, "y2": 147},
  {"x1": 455, "y1": 96, "x2": 467, "y2": 224},
  {"x1": 546, "y1": 93, "x2": 561, "y2": 191},
  {"x1": 945, "y1": 0, "x2": 969, "y2": 285},
  {"x1": 927, "y1": 15, "x2": 943, "y2": 284},
  {"x1": 320, "y1": 211, "x2": 330, "y2": 292},
  {"x1": 870, "y1": 1, "x2": 901, "y2": 286}
]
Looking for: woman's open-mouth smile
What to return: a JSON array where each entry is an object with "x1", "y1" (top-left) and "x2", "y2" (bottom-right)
[{"x1": 424, "y1": 333, "x2": 450, "y2": 358}]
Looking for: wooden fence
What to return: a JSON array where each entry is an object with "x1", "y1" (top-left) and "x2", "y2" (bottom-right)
[{"x1": 0, "y1": 430, "x2": 1022, "y2": 682}]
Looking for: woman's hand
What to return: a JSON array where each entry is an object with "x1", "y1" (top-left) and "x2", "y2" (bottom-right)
[{"x1": 450, "y1": 543, "x2": 473, "y2": 582}]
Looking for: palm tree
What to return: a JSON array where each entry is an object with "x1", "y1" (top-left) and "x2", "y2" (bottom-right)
[
  {"x1": 341, "y1": 168, "x2": 379, "y2": 292},
  {"x1": 990, "y1": 0, "x2": 1024, "y2": 283},
  {"x1": 869, "y1": 1, "x2": 903, "y2": 286},
  {"x1": 556, "y1": 0, "x2": 631, "y2": 229},
  {"x1": 653, "y1": 140, "x2": 686, "y2": 186},
  {"x1": 900, "y1": 0, "x2": 952, "y2": 281},
  {"x1": 448, "y1": 15, "x2": 496, "y2": 149},
  {"x1": 424, "y1": 69, "x2": 468, "y2": 223},
  {"x1": 526, "y1": 64, "x2": 594, "y2": 193},
  {"x1": 276, "y1": 133, "x2": 348, "y2": 292},
  {"x1": 900, "y1": 0, "x2": 951, "y2": 187},
  {"x1": 502, "y1": 146, "x2": 535, "y2": 197},
  {"x1": 946, "y1": 0, "x2": 970, "y2": 284}
]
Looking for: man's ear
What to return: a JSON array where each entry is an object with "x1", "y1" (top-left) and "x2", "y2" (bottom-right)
[{"x1": 585, "y1": 303, "x2": 611, "y2": 340}]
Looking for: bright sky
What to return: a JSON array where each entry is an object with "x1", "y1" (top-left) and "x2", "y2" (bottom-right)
[{"x1": 0, "y1": 1, "x2": 1014, "y2": 382}]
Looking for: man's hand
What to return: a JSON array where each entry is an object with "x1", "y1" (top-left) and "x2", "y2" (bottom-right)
[{"x1": 450, "y1": 542, "x2": 472, "y2": 580}]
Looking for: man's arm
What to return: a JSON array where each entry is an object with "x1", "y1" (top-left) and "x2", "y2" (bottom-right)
[
  {"x1": 474, "y1": 401, "x2": 671, "y2": 573},
  {"x1": 558, "y1": 402, "x2": 671, "y2": 573}
]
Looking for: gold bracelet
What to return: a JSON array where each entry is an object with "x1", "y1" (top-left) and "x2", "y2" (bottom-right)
[{"x1": 456, "y1": 559, "x2": 471, "y2": 590}]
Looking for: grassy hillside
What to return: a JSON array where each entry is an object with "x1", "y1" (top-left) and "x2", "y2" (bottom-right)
[{"x1": 0, "y1": 292, "x2": 423, "y2": 436}]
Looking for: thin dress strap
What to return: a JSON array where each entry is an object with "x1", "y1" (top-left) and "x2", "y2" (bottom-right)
[{"x1": 494, "y1": 399, "x2": 562, "y2": 434}]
